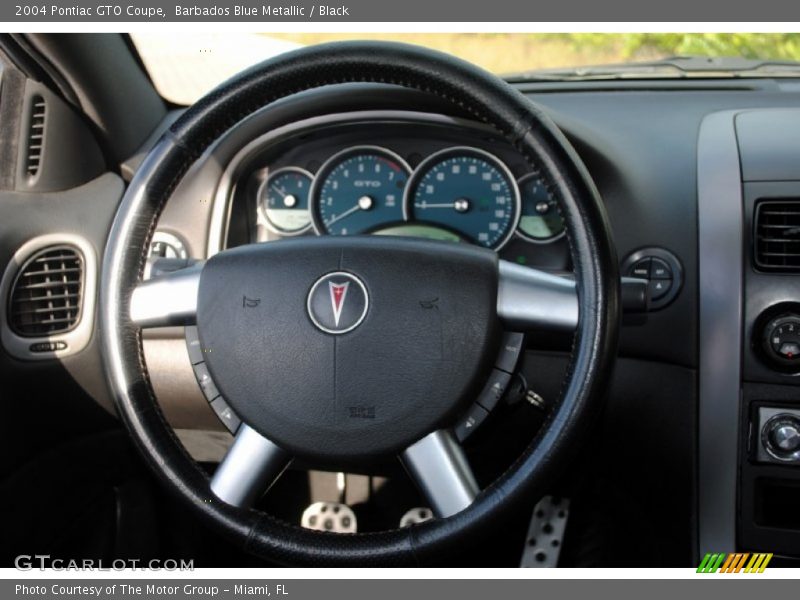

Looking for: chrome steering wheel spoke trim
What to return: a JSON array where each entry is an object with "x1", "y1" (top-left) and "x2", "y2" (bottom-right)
[
  {"x1": 129, "y1": 262, "x2": 204, "y2": 328},
  {"x1": 496, "y1": 260, "x2": 578, "y2": 332},
  {"x1": 400, "y1": 429, "x2": 479, "y2": 518},
  {"x1": 210, "y1": 424, "x2": 291, "y2": 508}
]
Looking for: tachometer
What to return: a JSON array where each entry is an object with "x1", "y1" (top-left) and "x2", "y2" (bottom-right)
[
  {"x1": 405, "y1": 147, "x2": 519, "y2": 249},
  {"x1": 311, "y1": 146, "x2": 410, "y2": 236},
  {"x1": 258, "y1": 167, "x2": 313, "y2": 235},
  {"x1": 516, "y1": 173, "x2": 565, "y2": 242}
]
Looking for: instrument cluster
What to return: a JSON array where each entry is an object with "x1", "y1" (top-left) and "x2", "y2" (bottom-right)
[{"x1": 256, "y1": 143, "x2": 565, "y2": 251}]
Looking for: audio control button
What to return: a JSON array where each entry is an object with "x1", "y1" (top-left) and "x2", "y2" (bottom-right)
[{"x1": 455, "y1": 403, "x2": 489, "y2": 442}]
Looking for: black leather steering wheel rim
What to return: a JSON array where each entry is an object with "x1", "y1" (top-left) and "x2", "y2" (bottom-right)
[{"x1": 100, "y1": 41, "x2": 619, "y2": 566}]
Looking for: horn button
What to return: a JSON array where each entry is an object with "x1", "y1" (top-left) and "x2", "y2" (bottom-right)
[{"x1": 197, "y1": 237, "x2": 501, "y2": 464}]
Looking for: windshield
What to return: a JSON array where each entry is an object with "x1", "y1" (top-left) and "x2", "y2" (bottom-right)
[{"x1": 131, "y1": 33, "x2": 800, "y2": 105}]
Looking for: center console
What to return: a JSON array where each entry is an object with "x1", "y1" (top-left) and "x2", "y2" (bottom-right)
[{"x1": 698, "y1": 108, "x2": 800, "y2": 559}]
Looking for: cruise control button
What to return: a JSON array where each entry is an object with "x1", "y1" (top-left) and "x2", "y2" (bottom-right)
[
  {"x1": 495, "y1": 332, "x2": 525, "y2": 373},
  {"x1": 185, "y1": 326, "x2": 205, "y2": 365},
  {"x1": 210, "y1": 397, "x2": 241, "y2": 433},
  {"x1": 455, "y1": 403, "x2": 489, "y2": 442},
  {"x1": 629, "y1": 258, "x2": 651, "y2": 279},
  {"x1": 650, "y1": 258, "x2": 673, "y2": 280},
  {"x1": 476, "y1": 368, "x2": 512, "y2": 412},
  {"x1": 193, "y1": 362, "x2": 219, "y2": 401},
  {"x1": 648, "y1": 278, "x2": 672, "y2": 301}
]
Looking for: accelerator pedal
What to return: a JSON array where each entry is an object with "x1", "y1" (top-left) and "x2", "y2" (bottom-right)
[{"x1": 520, "y1": 496, "x2": 570, "y2": 568}]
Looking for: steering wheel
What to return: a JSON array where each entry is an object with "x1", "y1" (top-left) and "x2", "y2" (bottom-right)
[{"x1": 100, "y1": 41, "x2": 619, "y2": 566}]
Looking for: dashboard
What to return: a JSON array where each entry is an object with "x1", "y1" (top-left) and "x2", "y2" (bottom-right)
[{"x1": 11, "y1": 69, "x2": 800, "y2": 564}]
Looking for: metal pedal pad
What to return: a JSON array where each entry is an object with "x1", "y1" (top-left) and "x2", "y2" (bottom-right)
[
  {"x1": 301, "y1": 502, "x2": 357, "y2": 533},
  {"x1": 520, "y1": 496, "x2": 569, "y2": 568},
  {"x1": 399, "y1": 507, "x2": 434, "y2": 528}
]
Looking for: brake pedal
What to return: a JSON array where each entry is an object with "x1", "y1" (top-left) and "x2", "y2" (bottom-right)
[
  {"x1": 399, "y1": 507, "x2": 434, "y2": 528},
  {"x1": 520, "y1": 496, "x2": 569, "y2": 568},
  {"x1": 301, "y1": 502, "x2": 357, "y2": 533}
]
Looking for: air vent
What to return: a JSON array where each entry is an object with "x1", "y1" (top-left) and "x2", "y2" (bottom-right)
[
  {"x1": 755, "y1": 200, "x2": 800, "y2": 272},
  {"x1": 8, "y1": 246, "x2": 83, "y2": 337},
  {"x1": 25, "y1": 95, "x2": 46, "y2": 178}
]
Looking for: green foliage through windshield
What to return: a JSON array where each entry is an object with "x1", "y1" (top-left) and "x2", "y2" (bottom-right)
[{"x1": 562, "y1": 33, "x2": 800, "y2": 61}]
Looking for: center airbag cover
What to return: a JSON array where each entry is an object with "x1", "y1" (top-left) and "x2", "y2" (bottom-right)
[{"x1": 197, "y1": 237, "x2": 500, "y2": 463}]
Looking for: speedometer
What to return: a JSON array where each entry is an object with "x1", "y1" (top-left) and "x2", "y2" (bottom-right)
[
  {"x1": 311, "y1": 146, "x2": 410, "y2": 236},
  {"x1": 405, "y1": 147, "x2": 520, "y2": 249}
]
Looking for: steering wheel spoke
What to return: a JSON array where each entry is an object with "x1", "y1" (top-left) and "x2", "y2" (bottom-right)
[
  {"x1": 129, "y1": 262, "x2": 203, "y2": 328},
  {"x1": 400, "y1": 429, "x2": 479, "y2": 518},
  {"x1": 210, "y1": 424, "x2": 291, "y2": 508},
  {"x1": 497, "y1": 260, "x2": 579, "y2": 332}
]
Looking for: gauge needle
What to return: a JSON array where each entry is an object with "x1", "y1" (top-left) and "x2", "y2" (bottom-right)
[
  {"x1": 324, "y1": 203, "x2": 362, "y2": 227},
  {"x1": 270, "y1": 184, "x2": 287, "y2": 199},
  {"x1": 415, "y1": 202, "x2": 454, "y2": 208},
  {"x1": 416, "y1": 198, "x2": 470, "y2": 213}
]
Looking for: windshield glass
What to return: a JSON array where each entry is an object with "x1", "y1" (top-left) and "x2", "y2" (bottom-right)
[{"x1": 131, "y1": 33, "x2": 800, "y2": 105}]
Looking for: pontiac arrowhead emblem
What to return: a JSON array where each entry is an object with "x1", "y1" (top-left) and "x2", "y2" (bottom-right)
[
  {"x1": 328, "y1": 281, "x2": 350, "y2": 327},
  {"x1": 307, "y1": 272, "x2": 368, "y2": 335}
]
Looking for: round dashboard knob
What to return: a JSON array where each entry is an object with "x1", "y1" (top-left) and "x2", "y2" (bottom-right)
[
  {"x1": 771, "y1": 422, "x2": 800, "y2": 452},
  {"x1": 763, "y1": 414, "x2": 800, "y2": 461},
  {"x1": 762, "y1": 313, "x2": 800, "y2": 369}
]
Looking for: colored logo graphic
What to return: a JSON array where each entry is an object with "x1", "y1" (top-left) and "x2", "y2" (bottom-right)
[
  {"x1": 328, "y1": 281, "x2": 350, "y2": 327},
  {"x1": 306, "y1": 271, "x2": 368, "y2": 335},
  {"x1": 697, "y1": 553, "x2": 773, "y2": 573}
]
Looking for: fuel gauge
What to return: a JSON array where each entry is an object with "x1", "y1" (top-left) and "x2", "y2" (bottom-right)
[
  {"x1": 258, "y1": 167, "x2": 313, "y2": 235},
  {"x1": 516, "y1": 173, "x2": 565, "y2": 242}
]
